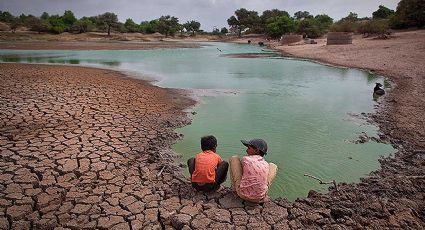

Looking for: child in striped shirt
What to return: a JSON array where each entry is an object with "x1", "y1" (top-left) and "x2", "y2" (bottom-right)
[{"x1": 229, "y1": 138, "x2": 278, "y2": 202}]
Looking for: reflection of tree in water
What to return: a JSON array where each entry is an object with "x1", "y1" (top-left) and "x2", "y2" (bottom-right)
[
  {"x1": 0, "y1": 55, "x2": 23, "y2": 62},
  {"x1": 69, "y1": 59, "x2": 80, "y2": 64},
  {"x1": 366, "y1": 72, "x2": 379, "y2": 84},
  {"x1": 100, "y1": 61, "x2": 121, "y2": 67}
]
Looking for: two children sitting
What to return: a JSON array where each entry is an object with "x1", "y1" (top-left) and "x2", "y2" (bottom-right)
[{"x1": 187, "y1": 135, "x2": 278, "y2": 203}]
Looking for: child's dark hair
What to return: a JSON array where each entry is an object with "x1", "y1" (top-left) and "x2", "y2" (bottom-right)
[{"x1": 201, "y1": 135, "x2": 217, "y2": 151}]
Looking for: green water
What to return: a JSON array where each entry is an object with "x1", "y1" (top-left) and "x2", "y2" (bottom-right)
[{"x1": 0, "y1": 42, "x2": 394, "y2": 200}]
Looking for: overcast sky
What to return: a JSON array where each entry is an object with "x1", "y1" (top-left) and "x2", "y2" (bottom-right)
[{"x1": 1, "y1": 0, "x2": 400, "y2": 31}]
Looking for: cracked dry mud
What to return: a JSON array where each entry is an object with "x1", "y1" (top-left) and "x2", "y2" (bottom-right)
[{"x1": 0, "y1": 63, "x2": 424, "y2": 230}]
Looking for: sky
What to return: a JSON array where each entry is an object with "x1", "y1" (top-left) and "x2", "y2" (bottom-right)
[{"x1": 0, "y1": 0, "x2": 400, "y2": 31}]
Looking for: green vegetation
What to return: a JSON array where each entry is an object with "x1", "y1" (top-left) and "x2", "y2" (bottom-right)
[
  {"x1": 373, "y1": 5, "x2": 395, "y2": 19},
  {"x1": 183, "y1": 20, "x2": 201, "y2": 35},
  {"x1": 0, "y1": 1, "x2": 423, "y2": 37},
  {"x1": 227, "y1": 8, "x2": 333, "y2": 39},
  {"x1": 391, "y1": 0, "x2": 425, "y2": 28},
  {"x1": 0, "y1": 10, "x2": 204, "y2": 37}
]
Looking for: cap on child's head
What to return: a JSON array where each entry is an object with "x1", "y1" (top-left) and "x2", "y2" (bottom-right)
[{"x1": 241, "y1": 139, "x2": 268, "y2": 155}]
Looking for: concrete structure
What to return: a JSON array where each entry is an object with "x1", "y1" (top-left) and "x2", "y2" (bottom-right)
[
  {"x1": 327, "y1": 32, "x2": 353, "y2": 45},
  {"x1": 280, "y1": 35, "x2": 303, "y2": 45}
]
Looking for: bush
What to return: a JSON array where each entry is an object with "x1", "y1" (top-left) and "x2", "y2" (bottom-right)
[
  {"x1": 358, "y1": 19, "x2": 390, "y2": 35},
  {"x1": 330, "y1": 21, "x2": 359, "y2": 32}
]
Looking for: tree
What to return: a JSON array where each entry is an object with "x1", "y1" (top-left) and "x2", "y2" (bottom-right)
[
  {"x1": 29, "y1": 18, "x2": 50, "y2": 33},
  {"x1": 265, "y1": 15, "x2": 296, "y2": 38},
  {"x1": 140, "y1": 20, "x2": 158, "y2": 34},
  {"x1": 48, "y1": 15, "x2": 66, "y2": 34},
  {"x1": 40, "y1": 12, "x2": 49, "y2": 20},
  {"x1": 259, "y1": 9, "x2": 290, "y2": 33},
  {"x1": 72, "y1": 17, "x2": 95, "y2": 33},
  {"x1": 0, "y1": 11, "x2": 15, "y2": 22},
  {"x1": 227, "y1": 8, "x2": 260, "y2": 37},
  {"x1": 220, "y1": 27, "x2": 228, "y2": 34},
  {"x1": 124, "y1": 18, "x2": 139, "y2": 32},
  {"x1": 97, "y1": 12, "x2": 118, "y2": 35},
  {"x1": 156, "y1": 15, "x2": 180, "y2": 36},
  {"x1": 294, "y1": 11, "x2": 313, "y2": 20},
  {"x1": 390, "y1": 0, "x2": 425, "y2": 28},
  {"x1": 373, "y1": 5, "x2": 395, "y2": 19},
  {"x1": 261, "y1": 9, "x2": 290, "y2": 22},
  {"x1": 183, "y1": 20, "x2": 201, "y2": 35},
  {"x1": 297, "y1": 18, "x2": 322, "y2": 38},
  {"x1": 315, "y1": 14, "x2": 333, "y2": 31},
  {"x1": 62, "y1": 10, "x2": 76, "y2": 29}
]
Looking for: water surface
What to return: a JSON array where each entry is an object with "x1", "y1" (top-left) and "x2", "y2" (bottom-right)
[{"x1": 0, "y1": 42, "x2": 394, "y2": 200}]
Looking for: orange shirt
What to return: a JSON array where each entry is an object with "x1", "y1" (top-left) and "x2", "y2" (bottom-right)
[{"x1": 191, "y1": 150, "x2": 223, "y2": 183}]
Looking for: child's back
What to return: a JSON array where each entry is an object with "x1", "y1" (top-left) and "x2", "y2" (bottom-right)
[{"x1": 187, "y1": 135, "x2": 229, "y2": 192}]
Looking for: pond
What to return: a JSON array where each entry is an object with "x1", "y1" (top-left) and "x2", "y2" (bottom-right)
[{"x1": 0, "y1": 42, "x2": 395, "y2": 201}]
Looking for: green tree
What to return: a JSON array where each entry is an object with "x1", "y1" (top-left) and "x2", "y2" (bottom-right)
[
  {"x1": 315, "y1": 14, "x2": 333, "y2": 30},
  {"x1": 0, "y1": 11, "x2": 15, "y2": 22},
  {"x1": 265, "y1": 15, "x2": 295, "y2": 38},
  {"x1": 259, "y1": 9, "x2": 290, "y2": 33},
  {"x1": 391, "y1": 0, "x2": 425, "y2": 28},
  {"x1": 183, "y1": 20, "x2": 201, "y2": 35},
  {"x1": 97, "y1": 12, "x2": 118, "y2": 35},
  {"x1": 62, "y1": 10, "x2": 76, "y2": 29},
  {"x1": 40, "y1": 12, "x2": 49, "y2": 20},
  {"x1": 227, "y1": 8, "x2": 260, "y2": 37},
  {"x1": 373, "y1": 5, "x2": 395, "y2": 19},
  {"x1": 294, "y1": 11, "x2": 313, "y2": 20},
  {"x1": 140, "y1": 20, "x2": 158, "y2": 34},
  {"x1": 124, "y1": 18, "x2": 139, "y2": 32},
  {"x1": 220, "y1": 27, "x2": 228, "y2": 34},
  {"x1": 297, "y1": 18, "x2": 322, "y2": 38},
  {"x1": 156, "y1": 15, "x2": 180, "y2": 36},
  {"x1": 48, "y1": 15, "x2": 66, "y2": 34},
  {"x1": 72, "y1": 17, "x2": 95, "y2": 33},
  {"x1": 261, "y1": 9, "x2": 290, "y2": 22}
]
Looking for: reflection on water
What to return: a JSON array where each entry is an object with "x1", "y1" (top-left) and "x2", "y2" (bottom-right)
[
  {"x1": 0, "y1": 43, "x2": 395, "y2": 201},
  {"x1": 0, "y1": 54, "x2": 121, "y2": 67}
]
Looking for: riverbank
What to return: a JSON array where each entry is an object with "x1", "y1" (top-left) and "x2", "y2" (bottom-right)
[{"x1": 0, "y1": 30, "x2": 424, "y2": 229}]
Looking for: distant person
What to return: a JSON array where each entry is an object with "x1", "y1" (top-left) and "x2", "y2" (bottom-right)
[
  {"x1": 187, "y1": 135, "x2": 229, "y2": 192},
  {"x1": 229, "y1": 138, "x2": 277, "y2": 202}
]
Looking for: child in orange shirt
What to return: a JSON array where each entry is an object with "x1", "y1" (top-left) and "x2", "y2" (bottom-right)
[{"x1": 187, "y1": 135, "x2": 229, "y2": 192}]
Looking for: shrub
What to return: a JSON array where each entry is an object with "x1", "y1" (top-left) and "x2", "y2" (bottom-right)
[
  {"x1": 329, "y1": 21, "x2": 359, "y2": 32},
  {"x1": 358, "y1": 19, "x2": 390, "y2": 35}
]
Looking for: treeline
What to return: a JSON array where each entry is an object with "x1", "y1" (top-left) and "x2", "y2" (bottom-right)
[
  {"x1": 227, "y1": 0, "x2": 424, "y2": 38},
  {"x1": 0, "y1": 10, "x2": 217, "y2": 36},
  {"x1": 0, "y1": 0, "x2": 423, "y2": 37}
]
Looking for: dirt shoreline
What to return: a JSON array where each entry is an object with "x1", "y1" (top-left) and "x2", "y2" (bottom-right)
[{"x1": 0, "y1": 31, "x2": 424, "y2": 229}]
